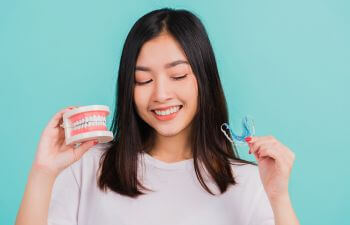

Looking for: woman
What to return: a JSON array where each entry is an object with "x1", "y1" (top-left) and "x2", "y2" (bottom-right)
[{"x1": 16, "y1": 8, "x2": 300, "y2": 225}]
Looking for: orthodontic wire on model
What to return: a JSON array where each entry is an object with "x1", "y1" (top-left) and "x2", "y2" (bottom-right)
[{"x1": 220, "y1": 115, "x2": 256, "y2": 146}]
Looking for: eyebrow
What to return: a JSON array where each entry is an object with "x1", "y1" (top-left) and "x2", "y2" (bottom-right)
[{"x1": 135, "y1": 60, "x2": 189, "y2": 72}]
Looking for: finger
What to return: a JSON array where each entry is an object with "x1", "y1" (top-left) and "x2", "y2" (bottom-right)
[
  {"x1": 257, "y1": 145, "x2": 291, "y2": 170},
  {"x1": 248, "y1": 137, "x2": 277, "y2": 155},
  {"x1": 248, "y1": 136, "x2": 295, "y2": 167},
  {"x1": 255, "y1": 147, "x2": 278, "y2": 165},
  {"x1": 257, "y1": 147, "x2": 291, "y2": 174},
  {"x1": 47, "y1": 106, "x2": 77, "y2": 129},
  {"x1": 71, "y1": 140, "x2": 98, "y2": 162},
  {"x1": 58, "y1": 141, "x2": 76, "y2": 152},
  {"x1": 248, "y1": 135, "x2": 277, "y2": 144},
  {"x1": 252, "y1": 142, "x2": 283, "y2": 161},
  {"x1": 256, "y1": 142, "x2": 293, "y2": 165},
  {"x1": 251, "y1": 142, "x2": 275, "y2": 159},
  {"x1": 278, "y1": 146, "x2": 296, "y2": 166},
  {"x1": 246, "y1": 136, "x2": 266, "y2": 143}
]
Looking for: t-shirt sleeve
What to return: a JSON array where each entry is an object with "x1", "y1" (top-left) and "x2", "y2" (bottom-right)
[
  {"x1": 47, "y1": 166, "x2": 80, "y2": 225},
  {"x1": 248, "y1": 186, "x2": 275, "y2": 225}
]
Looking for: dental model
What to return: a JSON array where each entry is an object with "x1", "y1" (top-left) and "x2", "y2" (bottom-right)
[{"x1": 61, "y1": 105, "x2": 114, "y2": 145}]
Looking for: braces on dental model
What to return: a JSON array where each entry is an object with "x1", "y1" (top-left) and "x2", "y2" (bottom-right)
[{"x1": 220, "y1": 115, "x2": 255, "y2": 146}]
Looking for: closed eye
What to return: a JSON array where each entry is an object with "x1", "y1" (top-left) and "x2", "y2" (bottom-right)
[
  {"x1": 135, "y1": 74, "x2": 188, "y2": 85},
  {"x1": 135, "y1": 80, "x2": 152, "y2": 85},
  {"x1": 173, "y1": 74, "x2": 188, "y2": 80}
]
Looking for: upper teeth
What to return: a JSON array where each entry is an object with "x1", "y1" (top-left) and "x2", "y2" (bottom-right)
[
  {"x1": 154, "y1": 106, "x2": 181, "y2": 116},
  {"x1": 72, "y1": 116, "x2": 106, "y2": 130}
]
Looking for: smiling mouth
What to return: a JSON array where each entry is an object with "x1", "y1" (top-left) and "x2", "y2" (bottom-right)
[
  {"x1": 151, "y1": 105, "x2": 183, "y2": 113},
  {"x1": 151, "y1": 105, "x2": 183, "y2": 120}
]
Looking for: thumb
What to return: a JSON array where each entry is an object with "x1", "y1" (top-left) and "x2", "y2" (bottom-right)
[
  {"x1": 72, "y1": 140, "x2": 98, "y2": 162},
  {"x1": 54, "y1": 140, "x2": 98, "y2": 175}
]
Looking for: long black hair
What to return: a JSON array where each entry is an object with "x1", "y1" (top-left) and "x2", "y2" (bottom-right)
[{"x1": 98, "y1": 7, "x2": 257, "y2": 198}]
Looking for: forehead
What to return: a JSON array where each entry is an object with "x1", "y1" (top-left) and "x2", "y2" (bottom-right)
[{"x1": 136, "y1": 33, "x2": 189, "y2": 69}]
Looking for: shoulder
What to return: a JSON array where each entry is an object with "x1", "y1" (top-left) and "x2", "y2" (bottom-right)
[
  {"x1": 82, "y1": 142, "x2": 108, "y2": 158},
  {"x1": 231, "y1": 162, "x2": 258, "y2": 177},
  {"x1": 230, "y1": 162, "x2": 263, "y2": 190},
  {"x1": 230, "y1": 163, "x2": 275, "y2": 225},
  {"x1": 73, "y1": 142, "x2": 109, "y2": 167},
  {"x1": 67, "y1": 143, "x2": 110, "y2": 186}
]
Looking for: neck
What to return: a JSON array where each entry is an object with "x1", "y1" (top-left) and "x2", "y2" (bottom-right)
[{"x1": 148, "y1": 125, "x2": 193, "y2": 163}]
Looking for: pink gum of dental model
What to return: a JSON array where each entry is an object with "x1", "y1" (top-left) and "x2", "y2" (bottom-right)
[{"x1": 62, "y1": 105, "x2": 114, "y2": 145}]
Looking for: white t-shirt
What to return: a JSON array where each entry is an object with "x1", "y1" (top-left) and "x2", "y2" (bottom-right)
[{"x1": 48, "y1": 144, "x2": 275, "y2": 225}]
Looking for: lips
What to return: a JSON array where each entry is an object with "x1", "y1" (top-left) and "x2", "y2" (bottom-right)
[
  {"x1": 151, "y1": 105, "x2": 183, "y2": 121},
  {"x1": 151, "y1": 105, "x2": 183, "y2": 111}
]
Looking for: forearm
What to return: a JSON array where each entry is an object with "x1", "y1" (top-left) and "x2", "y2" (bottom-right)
[
  {"x1": 15, "y1": 166, "x2": 57, "y2": 225},
  {"x1": 270, "y1": 195, "x2": 300, "y2": 225}
]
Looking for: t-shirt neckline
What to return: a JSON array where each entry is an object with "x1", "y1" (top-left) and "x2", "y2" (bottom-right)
[{"x1": 142, "y1": 152, "x2": 194, "y2": 170}]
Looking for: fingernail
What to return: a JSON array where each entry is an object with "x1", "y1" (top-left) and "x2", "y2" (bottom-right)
[{"x1": 245, "y1": 137, "x2": 252, "y2": 142}]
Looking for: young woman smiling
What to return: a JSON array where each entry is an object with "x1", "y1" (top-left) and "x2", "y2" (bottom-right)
[{"x1": 16, "y1": 8, "x2": 300, "y2": 225}]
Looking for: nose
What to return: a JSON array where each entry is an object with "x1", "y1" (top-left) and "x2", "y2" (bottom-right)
[{"x1": 152, "y1": 77, "x2": 173, "y2": 103}]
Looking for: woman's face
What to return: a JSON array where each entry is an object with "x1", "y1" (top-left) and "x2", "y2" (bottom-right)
[{"x1": 134, "y1": 32, "x2": 198, "y2": 137}]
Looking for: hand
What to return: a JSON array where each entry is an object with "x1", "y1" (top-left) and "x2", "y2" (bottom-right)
[
  {"x1": 32, "y1": 106, "x2": 98, "y2": 176},
  {"x1": 246, "y1": 136, "x2": 296, "y2": 200}
]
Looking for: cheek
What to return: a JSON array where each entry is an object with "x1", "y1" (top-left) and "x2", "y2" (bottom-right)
[
  {"x1": 134, "y1": 87, "x2": 149, "y2": 112},
  {"x1": 183, "y1": 76, "x2": 198, "y2": 105}
]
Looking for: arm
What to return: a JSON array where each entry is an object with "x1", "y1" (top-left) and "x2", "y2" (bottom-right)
[
  {"x1": 15, "y1": 166, "x2": 57, "y2": 225},
  {"x1": 246, "y1": 136, "x2": 300, "y2": 225},
  {"x1": 270, "y1": 195, "x2": 300, "y2": 225},
  {"x1": 15, "y1": 106, "x2": 97, "y2": 225}
]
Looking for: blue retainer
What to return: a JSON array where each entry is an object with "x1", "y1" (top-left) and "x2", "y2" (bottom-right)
[{"x1": 220, "y1": 116, "x2": 255, "y2": 146}]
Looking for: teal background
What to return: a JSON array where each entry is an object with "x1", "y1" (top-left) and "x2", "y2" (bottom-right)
[{"x1": 1, "y1": 0, "x2": 349, "y2": 224}]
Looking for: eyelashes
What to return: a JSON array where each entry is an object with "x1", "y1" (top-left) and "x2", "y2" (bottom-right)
[
  {"x1": 173, "y1": 74, "x2": 188, "y2": 80},
  {"x1": 135, "y1": 74, "x2": 188, "y2": 85}
]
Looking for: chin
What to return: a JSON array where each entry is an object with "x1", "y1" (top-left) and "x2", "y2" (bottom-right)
[{"x1": 154, "y1": 126, "x2": 183, "y2": 137}]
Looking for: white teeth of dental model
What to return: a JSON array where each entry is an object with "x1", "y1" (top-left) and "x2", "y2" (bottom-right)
[
  {"x1": 155, "y1": 106, "x2": 181, "y2": 116},
  {"x1": 72, "y1": 116, "x2": 107, "y2": 130}
]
